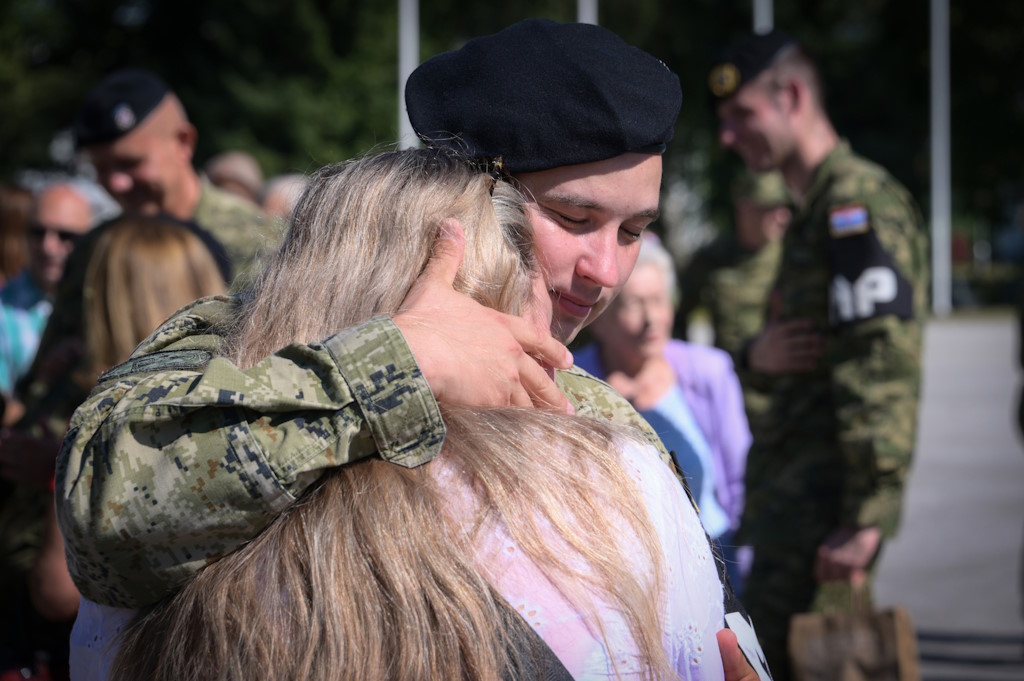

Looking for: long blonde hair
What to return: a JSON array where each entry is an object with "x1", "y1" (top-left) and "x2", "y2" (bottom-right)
[
  {"x1": 113, "y1": 149, "x2": 673, "y2": 680},
  {"x1": 82, "y1": 217, "x2": 227, "y2": 380},
  {"x1": 226, "y1": 149, "x2": 532, "y2": 367}
]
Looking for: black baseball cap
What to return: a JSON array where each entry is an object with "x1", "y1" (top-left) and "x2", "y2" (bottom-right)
[
  {"x1": 708, "y1": 29, "x2": 796, "y2": 104},
  {"x1": 73, "y1": 68, "x2": 171, "y2": 148}
]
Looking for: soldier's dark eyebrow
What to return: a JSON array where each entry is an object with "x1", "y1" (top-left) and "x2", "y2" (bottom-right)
[{"x1": 539, "y1": 191, "x2": 661, "y2": 222}]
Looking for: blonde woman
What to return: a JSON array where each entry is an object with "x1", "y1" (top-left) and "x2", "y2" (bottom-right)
[
  {"x1": 80, "y1": 216, "x2": 229, "y2": 382},
  {"x1": 65, "y1": 150, "x2": 741, "y2": 680}
]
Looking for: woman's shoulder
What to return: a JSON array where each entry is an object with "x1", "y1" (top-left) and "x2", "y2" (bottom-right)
[{"x1": 665, "y1": 340, "x2": 736, "y2": 378}]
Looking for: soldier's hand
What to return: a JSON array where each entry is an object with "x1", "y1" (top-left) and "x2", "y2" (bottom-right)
[
  {"x1": 394, "y1": 219, "x2": 574, "y2": 412},
  {"x1": 814, "y1": 525, "x2": 882, "y2": 584},
  {"x1": 747, "y1": 319, "x2": 822, "y2": 374},
  {"x1": 717, "y1": 629, "x2": 762, "y2": 681}
]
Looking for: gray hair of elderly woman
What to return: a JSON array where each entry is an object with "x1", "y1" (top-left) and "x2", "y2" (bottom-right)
[{"x1": 633, "y1": 234, "x2": 678, "y2": 301}]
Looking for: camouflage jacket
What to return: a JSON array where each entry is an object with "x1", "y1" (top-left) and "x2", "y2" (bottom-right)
[
  {"x1": 739, "y1": 141, "x2": 928, "y2": 546},
  {"x1": 193, "y1": 179, "x2": 282, "y2": 290},
  {"x1": 56, "y1": 295, "x2": 673, "y2": 608},
  {"x1": 674, "y1": 232, "x2": 782, "y2": 362}
]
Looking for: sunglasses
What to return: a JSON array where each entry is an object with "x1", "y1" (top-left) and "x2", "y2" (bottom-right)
[{"x1": 28, "y1": 224, "x2": 82, "y2": 245}]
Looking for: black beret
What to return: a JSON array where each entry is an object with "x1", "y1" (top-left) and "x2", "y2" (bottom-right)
[
  {"x1": 708, "y1": 29, "x2": 796, "y2": 104},
  {"x1": 406, "y1": 19, "x2": 682, "y2": 174},
  {"x1": 73, "y1": 68, "x2": 171, "y2": 148}
]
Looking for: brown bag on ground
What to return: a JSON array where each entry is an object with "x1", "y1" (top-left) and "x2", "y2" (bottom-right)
[{"x1": 788, "y1": 602, "x2": 920, "y2": 681}]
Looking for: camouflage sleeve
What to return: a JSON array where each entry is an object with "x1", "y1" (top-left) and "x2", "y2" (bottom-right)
[
  {"x1": 824, "y1": 179, "x2": 927, "y2": 537},
  {"x1": 56, "y1": 315, "x2": 443, "y2": 608},
  {"x1": 557, "y1": 367, "x2": 675, "y2": 473}
]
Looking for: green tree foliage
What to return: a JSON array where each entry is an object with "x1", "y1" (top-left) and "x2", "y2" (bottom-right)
[{"x1": 0, "y1": 0, "x2": 1020, "y2": 236}]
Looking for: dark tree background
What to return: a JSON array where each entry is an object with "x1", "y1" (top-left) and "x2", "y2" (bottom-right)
[{"x1": 1, "y1": 0, "x2": 1021, "y2": 276}]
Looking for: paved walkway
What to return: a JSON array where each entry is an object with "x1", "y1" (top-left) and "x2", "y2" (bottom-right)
[{"x1": 874, "y1": 312, "x2": 1024, "y2": 680}]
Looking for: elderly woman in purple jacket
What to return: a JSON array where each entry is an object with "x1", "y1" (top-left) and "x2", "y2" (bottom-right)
[{"x1": 574, "y1": 234, "x2": 753, "y2": 591}]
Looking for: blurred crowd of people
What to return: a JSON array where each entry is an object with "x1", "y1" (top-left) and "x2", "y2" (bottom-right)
[{"x1": 0, "y1": 68, "x2": 309, "y2": 678}]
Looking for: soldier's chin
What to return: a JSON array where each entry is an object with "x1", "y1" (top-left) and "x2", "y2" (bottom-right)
[{"x1": 549, "y1": 314, "x2": 582, "y2": 346}]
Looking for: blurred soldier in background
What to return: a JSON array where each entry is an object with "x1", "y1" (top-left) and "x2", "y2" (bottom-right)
[
  {"x1": 17, "y1": 69, "x2": 265, "y2": 429},
  {"x1": 673, "y1": 170, "x2": 791, "y2": 439},
  {"x1": 710, "y1": 29, "x2": 928, "y2": 679},
  {"x1": 674, "y1": 169, "x2": 791, "y2": 361},
  {"x1": 72, "y1": 69, "x2": 276, "y2": 286}
]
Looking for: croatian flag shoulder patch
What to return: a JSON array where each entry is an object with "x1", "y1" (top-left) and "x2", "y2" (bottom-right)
[{"x1": 829, "y1": 204, "x2": 870, "y2": 238}]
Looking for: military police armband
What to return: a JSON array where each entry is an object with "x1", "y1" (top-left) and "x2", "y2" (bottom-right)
[{"x1": 826, "y1": 205, "x2": 914, "y2": 327}]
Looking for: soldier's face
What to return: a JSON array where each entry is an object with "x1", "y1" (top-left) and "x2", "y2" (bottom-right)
[
  {"x1": 516, "y1": 153, "x2": 663, "y2": 344},
  {"x1": 717, "y1": 77, "x2": 792, "y2": 172},
  {"x1": 86, "y1": 125, "x2": 192, "y2": 216},
  {"x1": 735, "y1": 200, "x2": 791, "y2": 251},
  {"x1": 589, "y1": 262, "x2": 674, "y2": 362}
]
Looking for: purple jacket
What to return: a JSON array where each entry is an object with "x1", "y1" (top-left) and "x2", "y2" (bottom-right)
[{"x1": 573, "y1": 340, "x2": 751, "y2": 529}]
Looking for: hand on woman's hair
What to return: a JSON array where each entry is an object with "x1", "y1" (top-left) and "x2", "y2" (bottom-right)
[{"x1": 394, "y1": 219, "x2": 574, "y2": 413}]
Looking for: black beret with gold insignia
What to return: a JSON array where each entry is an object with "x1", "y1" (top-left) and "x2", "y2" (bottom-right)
[
  {"x1": 406, "y1": 18, "x2": 682, "y2": 174},
  {"x1": 708, "y1": 29, "x2": 795, "y2": 104},
  {"x1": 73, "y1": 68, "x2": 170, "y2": 148}
]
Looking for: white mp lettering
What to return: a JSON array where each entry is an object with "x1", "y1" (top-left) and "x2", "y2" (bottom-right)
[{"x1": 831, "y1": 267, "x2": 897, "y2": 322}]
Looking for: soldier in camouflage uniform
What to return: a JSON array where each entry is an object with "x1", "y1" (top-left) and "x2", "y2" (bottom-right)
[
  {"x1": 18, "y1": 69, "x2": 278, "y2": 408},
  {"x1": 675, "y1": 170, "x2": 791, "y2": 361},
  {"x1": 674, "y1": 170, "x2": 792, "y2": 438},
  {"x1": 59, "y1": 20, "x2": 770, "y2": 680},
  {"x1": 709, "y1": 29, "x2": 929, "y2": 679},
  {"x1": 72, "y1": 68, "x2": 277, "y2": 288}
]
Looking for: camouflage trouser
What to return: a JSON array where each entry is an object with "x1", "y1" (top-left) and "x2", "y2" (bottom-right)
[{"x1": 742, "y1": 543, "x2": 877, "y2": 681}]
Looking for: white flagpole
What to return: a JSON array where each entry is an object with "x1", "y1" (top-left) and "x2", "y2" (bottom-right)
[{"x1": 398, "y1": 0, "x2": 419, "y2": 149}]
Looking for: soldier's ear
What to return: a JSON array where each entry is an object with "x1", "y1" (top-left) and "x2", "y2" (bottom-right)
[
  {"x1": 175, "y1": 123, "x2": 198, "y2": 163},
  {"x1": 776, "y1": 78, "x2": 801, "y2": 116}
]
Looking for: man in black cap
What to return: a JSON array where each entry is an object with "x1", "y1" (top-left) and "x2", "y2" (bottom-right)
[
  {"x1": 22, "y1": 68, "x2": 275, "y2": 408},
  {"x1": 73, "y1": 68, "x2": 277, "y2": 287},
  {"x1": 709, "y1": 29, "x2": 928, "y2": 678}
]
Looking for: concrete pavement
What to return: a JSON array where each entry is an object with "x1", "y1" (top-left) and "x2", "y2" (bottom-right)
[{"x1": 874, "y1": 312, "x2": 1024, "y2": 680}]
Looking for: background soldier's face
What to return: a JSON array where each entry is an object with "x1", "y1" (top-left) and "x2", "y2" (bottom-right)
[{"x1": 717, "y1": 77, "x2": 793, "y2": 173}]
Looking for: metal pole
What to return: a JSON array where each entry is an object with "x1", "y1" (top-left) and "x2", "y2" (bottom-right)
[
  {"x1": 753, "y1": 0, "x2": 773, "y2": 33},
  {"x1": 398, "y1": 0, "x2": 419, "y2": 149},
  {"x1": 931, "y1": 0, "x2": 952, "y2": 315},
  {"x1": 577, "y1": 0, "x2": 598, "y2": 25}
]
